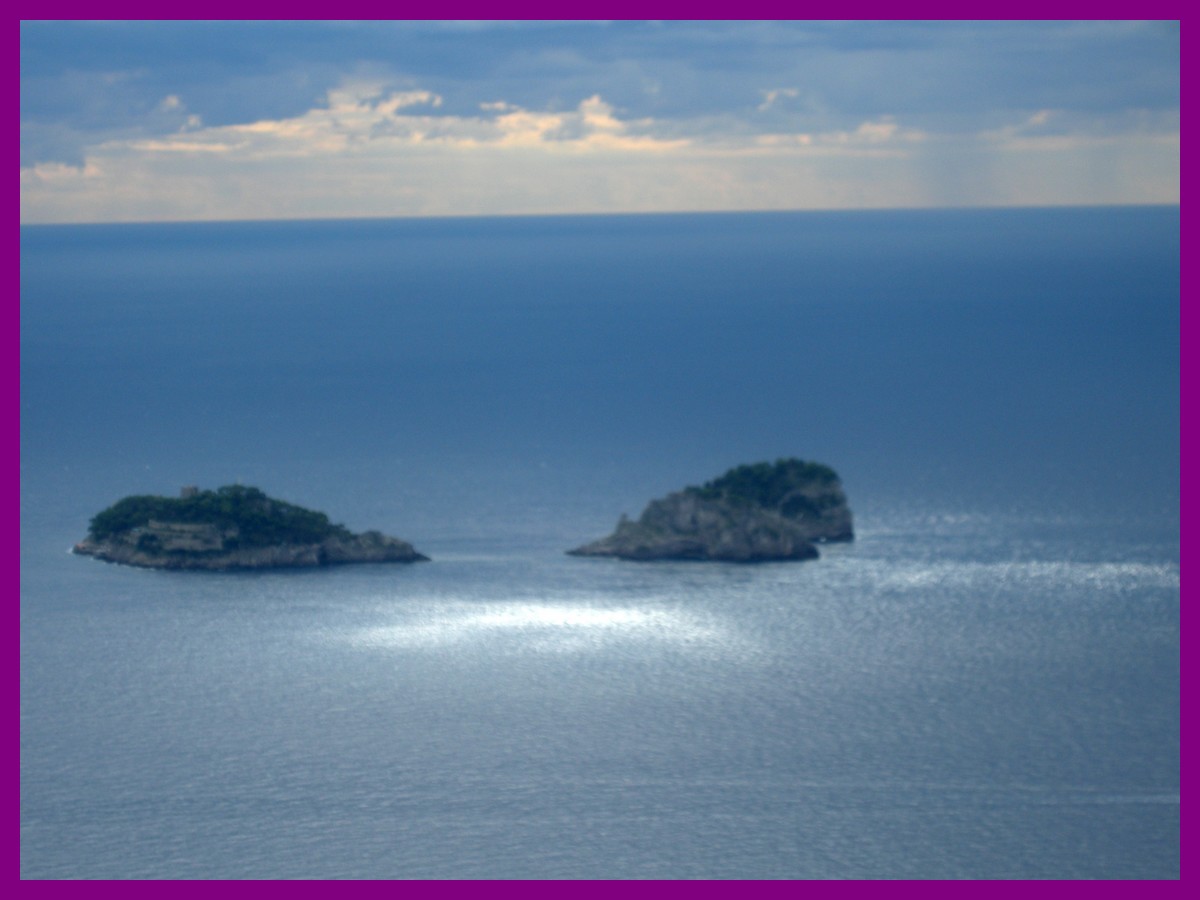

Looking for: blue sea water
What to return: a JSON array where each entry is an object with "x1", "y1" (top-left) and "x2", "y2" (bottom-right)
[{"x1": 20, "y1": 208, "x2": 1179, "y2": 879}]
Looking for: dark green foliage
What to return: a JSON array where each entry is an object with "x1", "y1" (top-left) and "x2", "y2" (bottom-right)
[
  {"x1": 779, "y1": 493, "x2": 821, "y2": 519},
  {"x1": 88, "y1": 485, "x2": 353, "y2": 547},
  {"x1": 688, "y1": 459, "x2": 841, "y2": 509}
]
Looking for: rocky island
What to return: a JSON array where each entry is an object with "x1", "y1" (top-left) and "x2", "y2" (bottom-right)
[
  {"x1": 568, "y1": 459, "x2": 853, "y2": 562},
  {"x1": 73, "y1": 484, "x2": 428, "y2": 570}
]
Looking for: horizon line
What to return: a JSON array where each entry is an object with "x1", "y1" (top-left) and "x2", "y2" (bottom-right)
[{"x1": 19, "y1": 200, "x2": 1181, "y2": 229}]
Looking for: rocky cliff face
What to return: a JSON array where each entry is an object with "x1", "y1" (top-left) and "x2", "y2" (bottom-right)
[
  {"x1": 73, "y1": 499, "x2": 428, "y2": 571},
  {"x1": 568, "y1": 459, "x2": 853, "y2": 563}
]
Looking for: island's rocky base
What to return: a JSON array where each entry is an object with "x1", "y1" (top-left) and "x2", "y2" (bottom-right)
[
  {"x1": 73, "y1": 485, "x2": 428, "y2": 571},
  {"x1": 568, "y1": 459, "x2": 853, "y2": 563},
  {"x1": 73, "y1": 530, "x2": 428, "y2": 570}
]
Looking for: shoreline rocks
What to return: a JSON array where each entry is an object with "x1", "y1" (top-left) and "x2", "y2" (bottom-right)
[{"x1": 568, "y1": 459, "x2": 853, "y2": 563}]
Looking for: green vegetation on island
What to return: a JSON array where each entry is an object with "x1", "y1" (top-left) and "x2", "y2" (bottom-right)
[
  {"x1": 87, "y1": 484, "x2": 352, "y2": 549},
  {"x1": 687, "y1": 459, "x2": 842, "y2": 518}
]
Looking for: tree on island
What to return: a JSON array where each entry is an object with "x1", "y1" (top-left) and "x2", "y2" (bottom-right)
[{"x1": 87, "y1": 485, "x2": 353, "y2": 549}]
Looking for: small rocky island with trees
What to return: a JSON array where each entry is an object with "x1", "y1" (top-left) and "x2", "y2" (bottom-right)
[
  {"x1": 73, "y1": 485, "x2": 428, "y2": 570},
  {"x1": 568, "y1": 459, "x2": 853, "y2": 562}
]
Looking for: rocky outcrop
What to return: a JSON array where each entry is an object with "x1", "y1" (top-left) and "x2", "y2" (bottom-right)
[
  {"x1": 568, "y1": 459, "x2": 853, "y2": 563},
  {"x1": 73, "y1": 529, "x2": 427, "y2": 571},
  {"x1": 73, "y1": 485, "x2": 428, "y2": 570}
]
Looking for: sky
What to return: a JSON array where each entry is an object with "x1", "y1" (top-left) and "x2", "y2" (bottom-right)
[{"x1": 19, "y1": 20, "x2": 1180, "y2": 224}]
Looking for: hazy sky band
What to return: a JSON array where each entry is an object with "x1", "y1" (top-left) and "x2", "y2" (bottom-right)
[{"x1": 19, "y1": 20, "x2": 1180, "y2": 223}]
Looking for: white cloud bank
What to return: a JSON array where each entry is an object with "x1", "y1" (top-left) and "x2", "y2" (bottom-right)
[{"x1": 19, "y1": 82, "x2": 1179, "y2": 224}]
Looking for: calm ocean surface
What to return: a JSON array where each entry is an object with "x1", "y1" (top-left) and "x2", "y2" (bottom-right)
[{"x1": 20, "y1": 208, "x2": 1179, "y2": 878}]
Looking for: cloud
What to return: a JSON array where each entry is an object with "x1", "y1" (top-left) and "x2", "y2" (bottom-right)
[
  {"x1": 757, "y1": 88, "x2": 798, "y2": 112},
  {"x1": 126, "y1": 139, "x2": 237, "y2": 154},
  {"x1": 12, "y1": 96, "x2": 907, "y2": 222},
  {"x1": 19, "y1": 83, "x2": 703, "y2": 222},
  {"x1": 20, "y1": 160, "x2": 101, "y2": 184},
  {"x1": 22, "y1": 22, "x2": 1179, "y2": 154},
  {"x1": 752, "y1": 117, "x2": 927, "y2": 156},
  {"x1": 18, "y1": 20, "x2": 1180, "y2": 222},
  {"x1": 976, "y1": 108, "x2": 1180, "y2": 155},
  {"x1": 18, "y1": 80, "x2": 1179, "y2": 223},
  {"x1": 87, "y1": 83, "x2": 689, "y2": 162},
  {"x1": 978, "y1": 109, "x2": 1060, "y2": 143}
]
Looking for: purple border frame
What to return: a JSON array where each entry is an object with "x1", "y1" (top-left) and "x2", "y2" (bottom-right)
[{"x1": 15, "y1": 6, "x2": 1181, "y2": 888}]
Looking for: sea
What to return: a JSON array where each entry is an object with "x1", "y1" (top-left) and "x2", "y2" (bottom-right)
[{"x1": 19, "y1": 208, "x2": 1179, "y2": 879}]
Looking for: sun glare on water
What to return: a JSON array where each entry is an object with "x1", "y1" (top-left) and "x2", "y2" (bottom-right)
[{"x1": 346, "y1": 600, "x2": 744, "y2": 655}]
